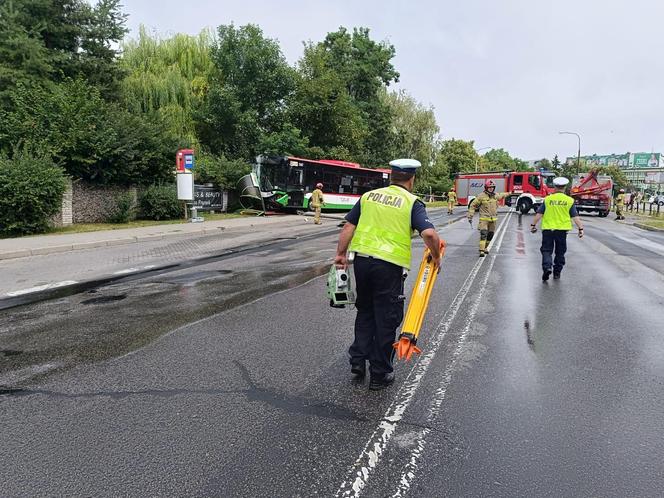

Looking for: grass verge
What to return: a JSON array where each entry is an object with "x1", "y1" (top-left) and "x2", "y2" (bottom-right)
[{"x1": 40, "y1": 213, "x2": 243, "y2": 236}]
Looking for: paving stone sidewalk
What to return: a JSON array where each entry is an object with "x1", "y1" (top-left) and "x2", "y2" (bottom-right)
[{"x1": 0, "y1": 214, "x2": 342, "y2": 261}]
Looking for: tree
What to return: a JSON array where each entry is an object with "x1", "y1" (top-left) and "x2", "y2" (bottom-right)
[
  {"x1": 120, "y1": 27, "x2": 214, "y2": 144},
  {"x1": 310, "y1": 26, "x2": 400, "y2": 166},
  {"x1": 0, "y1": 80, "x2": 178, "y2": 185},
  {"x1": 289, "y1": 42, "x2": 368, "y2": 161},
  {"x1": 0, "y1": 0, "x2": 128, "y2": 101},
  {"x1": 437, "y1": 139, "x2": 478, "y2": 177},
  {"x1": 0, "y1": 0, "x2": 51, "y2": 104},
  {"x1": 383, "y1": 89, "x2": 439, "y2": 168},
  {"x1": 197, "y1": 23, "x2": 297, "y2": 160},
  {"x1": 551, "y1": 154, "x2": 561, "y2": 171}
]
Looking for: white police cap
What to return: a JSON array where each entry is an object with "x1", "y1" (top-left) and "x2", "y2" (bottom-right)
[
  {"x1": 389, "y1": 158, "x2": 422, "y2": 173},
  {"x1": 553, "y1": 177, "x2": 569, "y2": 187}
]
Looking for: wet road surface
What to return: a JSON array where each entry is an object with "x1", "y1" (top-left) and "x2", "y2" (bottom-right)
[{"x1": 2, "y1": 210, "x2": 664, "y2": 497}]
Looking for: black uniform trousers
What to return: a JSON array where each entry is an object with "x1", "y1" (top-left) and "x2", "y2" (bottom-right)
[
  {"x1": 540, "y1": 229, "x2": 568, "y2": 273},
  {"x1": 349, "y1": 255, "x2": 405, "y2": 378}
]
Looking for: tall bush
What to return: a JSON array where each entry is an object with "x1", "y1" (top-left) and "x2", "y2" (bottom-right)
[
  {"x1": 0, "y1": 152, "x2": 67, "y2": 236},
  {"x1": 139, "y1": 184, "x2": 182, "y2": 220}
]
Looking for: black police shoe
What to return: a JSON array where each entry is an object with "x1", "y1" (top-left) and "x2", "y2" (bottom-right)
[
  {"x1": 542, "y1": 269, "x2": 552, "y2": 281},
  {"x1": 553, "y1": 272, "x2": 561, "y2": 280},
  {"x1": 351, "y1": 362, "x2": 366, "y2": 380},
  {"x1": 369, "y1": 372, "x2": 395, "y2": 391}
]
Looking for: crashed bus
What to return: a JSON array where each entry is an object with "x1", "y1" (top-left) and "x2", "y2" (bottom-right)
[{"x1": 238, "y1": 155, "x2": 391, "y2": 212}]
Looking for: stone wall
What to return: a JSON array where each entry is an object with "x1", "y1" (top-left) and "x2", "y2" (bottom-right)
[
  {"x1": 50, "y1": 181, "x2": 231, "y2": 226},
  {"x1": 71, "y1": 182, "x2": 138, "y2": 223}
]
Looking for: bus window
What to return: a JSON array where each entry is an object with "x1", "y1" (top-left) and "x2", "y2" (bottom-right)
[{"x1": 288, "y1": 167, "x2": 303, "y2": 187}]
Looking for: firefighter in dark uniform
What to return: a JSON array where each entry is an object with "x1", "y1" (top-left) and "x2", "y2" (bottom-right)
[
  {"x1": 467, "y1": 180, "x2": 511, "y2": 257},
  {"x1": 334, "y1": 159, "x2": 442, "y2": 390},
  {"x1": 530, "y1": 177, "x2": 584, "y2": 281}
]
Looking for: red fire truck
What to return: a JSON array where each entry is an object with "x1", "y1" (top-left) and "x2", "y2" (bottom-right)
[{"x1": 454, "y1": 170, "x2": 556, "y2": 214}]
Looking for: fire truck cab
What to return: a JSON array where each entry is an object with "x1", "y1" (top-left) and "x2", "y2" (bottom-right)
[{"x1": 455, "y1": 170, "x2": 555, "y2": 214}]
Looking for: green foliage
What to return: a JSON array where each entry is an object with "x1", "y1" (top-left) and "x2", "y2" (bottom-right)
[
  {"x1": 0, "y1": 80, "x2": 178, "y2": 185},
  {"x1": 437, "y1": 139, "x2": 479, "y2": 176},
  {"x1": 139, "y1": 184, "x2": 182, "y2": 220},
  {"x1": 311, "y1": 27, "x2": 400, "y2": 166},
  {"x1": 195, "y1": 152, "x2": 251, "y2": 190},
  {"x1": 384, "y1": 89, "x2": 439, "y2": 167},
  {"x1": 290, "y1": 42, "x2": 368, "y2": 161},
  {"x1": 108, "y1": 192, "x2": 136, "y2": 223},
  {"x1": 482, "y1": 148, "x2": 529, "y2": 172},
  {"x1": 537, "y1": 158, "x2": 552, "y2": 170},
  {"x1": 197, "y1": 23, "x2": 296, "y2": 160},
  {"x1": 256, "y1": 124, "x2": 310, "y2": 158},
  {"x1": 0, "y1": 0, "x2": 128, "y2": 102},
  {"x1": 0, "y1": 150, "x2": 67, "y2": 235},
  {"x1": 120, "y1": 26, "x2": 214, "y2": 143}
]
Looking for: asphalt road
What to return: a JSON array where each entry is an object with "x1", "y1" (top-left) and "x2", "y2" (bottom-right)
[{"x1": 2, "y1": 209, "x2": 663, "y2": 497}]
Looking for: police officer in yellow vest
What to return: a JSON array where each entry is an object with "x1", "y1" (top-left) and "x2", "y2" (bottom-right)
[
  {"x1": 310, "y1": 182, "x2": 325, "y2": 224},
  {"x1": 467, "y1": 180, "x2": 511, "y2": 257},
  {"x1": 530, "y1": 177, "x2": 584, "y2": 281},
  {"x1": 334, "y1": 159, "x2": 442, "y2": 390},
  {"x1": 447, "y1": 187, "x2": 457, "y2": 215}
]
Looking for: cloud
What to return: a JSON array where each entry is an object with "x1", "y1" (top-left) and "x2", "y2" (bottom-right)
[{"x1": 122, "y1": 0, "x2": 664, "y2": 159}]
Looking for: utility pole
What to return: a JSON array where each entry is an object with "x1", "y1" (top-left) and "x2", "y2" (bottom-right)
[
  {"x1": 475, "y1": 146, "x2": 491, "y2": 172},
  {"x1": 559, "y1": 131, "x2": 581, "y2": 176}
]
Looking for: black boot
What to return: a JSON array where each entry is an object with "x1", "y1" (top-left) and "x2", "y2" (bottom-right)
[
  {"x1": 351, "y1": 361, "x2": 366, "y2": 380},
  {"x1": 369, "y1": 372, "x2": 395, "y2": 391},
  {"x1": 542, "y1": 269, "x2": 552, "y2": 281}
]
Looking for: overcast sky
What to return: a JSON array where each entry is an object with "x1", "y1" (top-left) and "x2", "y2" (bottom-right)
[{"x1": 121, "y1": 0, "x2": 663, "y2": 161}]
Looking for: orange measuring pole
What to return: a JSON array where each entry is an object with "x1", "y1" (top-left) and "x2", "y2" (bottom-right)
[{"x1": 393, "y1": 240, "x2": 446, "y2": 361}]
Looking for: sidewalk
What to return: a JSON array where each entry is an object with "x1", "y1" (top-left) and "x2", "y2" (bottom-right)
[
  {"x1": 619, "y1": 210, "x2": 664, "y2": 232},
  {"x1": 0, "y1": 213, "x2": 341, "y2": 261}
]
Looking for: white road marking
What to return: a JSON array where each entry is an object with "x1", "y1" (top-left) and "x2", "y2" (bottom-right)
[
  {"x1": 336, "y1": 212, "x2": 513, "y2": 497},
  {"x1": 391, "y1": 212, "x2": 512, "y2": 497},
  {"x1": 112, "y1": 268, "x2": 141, "y2": 275},
  {"x1": 6, "y1": 280, "x2": 78, "y2": 297}
]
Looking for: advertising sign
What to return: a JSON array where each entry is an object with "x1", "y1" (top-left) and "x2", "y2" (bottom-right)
[
  {"x1": 194, "y1": 185, "x2": 227, "y2": 211},
  {"x1": 566, "y1": 154, "x2": 629, "y2": 167},
  {"x1": 631, "y1": 153, "x2": 660, "y2": 168}
]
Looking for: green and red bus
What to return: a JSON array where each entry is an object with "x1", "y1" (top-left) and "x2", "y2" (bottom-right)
[{"x1": 254, "y1": 155, "x2": 391, "y2": 211}]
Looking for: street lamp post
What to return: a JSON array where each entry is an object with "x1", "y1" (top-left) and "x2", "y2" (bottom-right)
[
  {"x1": 559, "y1": 131, "x2": 581, "y2": 176},
  {"x1": 475, "y1": 146, "x2": 492, "y2": 172}
]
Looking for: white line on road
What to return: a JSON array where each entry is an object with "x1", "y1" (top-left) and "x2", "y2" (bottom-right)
[
  {"x1": 6, "y1": 280, "x2": 79, "y2": 297},
  {"x1": 112, "y1": 268, "x2": 141, "y2": 275},
  {"x1": 336, "y1": 212, "x2": 513, "y2": 497},
  {"x1": 390, "y1": 212, "x2": 512, "y2": 497}
]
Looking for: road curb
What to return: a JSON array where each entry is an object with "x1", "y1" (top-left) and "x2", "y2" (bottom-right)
[{"x1": 634, "y1": 222, "x2": 664, "y2": 232}]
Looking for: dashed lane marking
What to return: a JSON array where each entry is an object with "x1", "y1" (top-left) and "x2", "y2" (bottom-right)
[{"x1": 336, "y1": 212, "x2": 513, "y2": 497}]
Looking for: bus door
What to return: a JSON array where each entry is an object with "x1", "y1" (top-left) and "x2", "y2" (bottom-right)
[{"x1": 287, "y1": 162, "x2": 304, "y2": 207}]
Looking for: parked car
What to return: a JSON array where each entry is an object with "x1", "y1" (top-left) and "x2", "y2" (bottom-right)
[{"x1": 647, "y1": 194, "x2": 664, "y2": 206}]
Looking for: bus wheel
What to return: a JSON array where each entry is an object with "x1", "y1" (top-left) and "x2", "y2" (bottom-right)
[{"x1": 518, "y1": 198, "x2": 532, "y2": 215}]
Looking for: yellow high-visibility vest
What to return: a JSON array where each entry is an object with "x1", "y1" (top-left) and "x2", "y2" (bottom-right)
[
  {"x1": 541, "y1": 192, "x2": 574, "y2": 230},
  {"x1": 350, "y1": 185, "x2": 418, "y2": 269}
]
